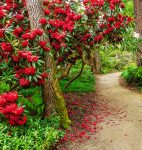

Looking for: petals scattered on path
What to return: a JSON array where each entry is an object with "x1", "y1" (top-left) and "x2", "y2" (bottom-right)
[{"x1": 58, "y1": 73, "x2": 142, "y2": 150}]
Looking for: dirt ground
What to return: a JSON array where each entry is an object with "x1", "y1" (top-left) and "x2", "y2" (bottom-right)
[{"x1": 60, "y1": 72, "x2": 142, "y2": 150}]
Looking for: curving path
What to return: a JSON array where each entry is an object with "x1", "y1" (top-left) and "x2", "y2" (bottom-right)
[{"x1": 68, "y1": 72, "x2": 142, "y2": 150}]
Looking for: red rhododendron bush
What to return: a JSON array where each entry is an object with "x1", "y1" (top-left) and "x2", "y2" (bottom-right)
[
  {"x1": 0, "y1": 0, "x2": 132, "y2": 126},
  {"x1": 0, "y1": 91, "x2": 27, "y2": 125}
]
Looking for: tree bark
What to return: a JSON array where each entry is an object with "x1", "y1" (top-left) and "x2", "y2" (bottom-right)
[
  {"x1": 26, "y1": 0, "x2": 71, "y2": 129},
  {"x1": 133, "y1": 0, "x2": 142, "y2": 66},
  {"x1": 93, "y1": 50, "x2": 101, "y2": 74}
]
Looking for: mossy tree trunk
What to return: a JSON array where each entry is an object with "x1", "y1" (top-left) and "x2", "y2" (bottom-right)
[
  {"x1": 133, "y1": 0, "x2": 142, "y2": 66},
  {"x1": 26, "y1": 0, "x2": 71, "y2": 129}
]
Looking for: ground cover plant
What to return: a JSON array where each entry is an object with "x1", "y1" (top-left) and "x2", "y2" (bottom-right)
[{"x1": 0, "y1": 116, "x2": 64, "y2": 150}]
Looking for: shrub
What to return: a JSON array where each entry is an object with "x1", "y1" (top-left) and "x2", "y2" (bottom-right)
[
  {"x1": 122, "y1": 66, "x2": 142, "y2": 86},
  {"x1": 0, "y1": 115, "x2": 64, "y2": 150}
]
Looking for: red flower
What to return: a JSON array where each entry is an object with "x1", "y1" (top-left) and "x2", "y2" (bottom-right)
[
  {"x1": 113, "y1": 22, "x2": 121, "y2": 29},
  {"x1": 110, "y1": 4, "x2": 115, "y2": 10},
  {"x1": 43, "y1": 46, "x2": 50, "y2": 52},
  {"x1": 5, "y1": 103, "x2": 18, "y2": 113},
  {"x1": 108, "y1": 17, "x2": 115, "y2": 23},
  {"x1": 58, "y1": 57, "x2": 63, "y2": 63},
  {"x1": 43, "y1": 0, "x2": 49, "y2": 5},
  {"x1": 44, "y1": 9, "x2": 50, "y2": 15},
  {"x1": 24, "y1": 67, "x2": 36, "y2": 75},
  {"x1": 0, "y1": 96, "x2": 6, "y2": 106},
  {"x1": 20, "y1": 78, "x2": 30, "y2": 87},
  {"x1": 9, "y1": 115, "x2": 20, "y2": 122},
  {"x1": 0, "y1": 8, "x2": 5, "y2": 19},
  {"x1": 0, "y1": 90, "x2": 27, "y2": 126},
  {"x1": 14, "y1": 107, "x2": 24, "y2": 115},
  {"x1": 36, "y1": 79, "x2": 45, "y2": 85},
  {"x1": 12, "y1": 55, "x2": 21, "y2": 62},
  {"x1": 41, "y1": 72, "x2": 48, "y2": 79},
  {"x1": 15, "y1": 73, "x2": 20, "y2": 78},
  {"x1": 94, "y1": 35, "x2": 103, "y2": 42},
  {"x1": 15, "y1": 14, "x2": 24, "y2": 20},
  {"x1": 0, "y1": 30, "x2": 4, "y2": 38},
  {"x1": 39, "y1": 41, "x2": 47, "y2": 48},
  {"x1": 32, "y1": 29, "x2": 43, "y2": 37},
  {"x1": 39, "y1": 18, "x2": 47, "y2": 25},
  {"x1": 22, "y1": 33, "x2": 32, "y2": 40},
  {"x1": 120, "y1": 3, "x2": 125, "y2": 8},
  {"x1": 9, "y1": 119, "x2": 16, "y2": 125},
  {"x1": 127, "y1": 17, "x2": 133, "y2": 23},
  {"x1": 19, "y1": 51, "x2": 32, "y2": 58},
  {"x1": 13, "y1": 27, "x2": 23, "y2": 37},
  {"x1": 17, "y1": 116, "x2": 27, "y2": 125},
  {"x1": 21, "y1": 40, "x2": 29, "y2": 47},
  {"x1": 5, "y1": 91, "x2": 18, "y2": 102},
  {"x1": 51, "y1": 32, "x2": 66, "y2": 41},
  {"x1": 27, "y1": 55, "x2": 38, "y2": 62},
  {"x1": 1, "y1": 42, "x2": 13, "y2": 52}
]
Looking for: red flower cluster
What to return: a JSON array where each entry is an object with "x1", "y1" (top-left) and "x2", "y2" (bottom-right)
[
  {"x1": 44, "y1": 9, "x2": 50, "y2": 15},
  {"x1": 94, "y1": 35, "x2": 104, "y2": 42},
  {"x1": 19, "y1": 78, "x2": 30, "y2": 87},
  {"x1": 24, "y1": 67, "x2": 36, "y2": 75},
  {"x1": 0, "y1": 91, "x2": 27, "y2": 126},
  {"x1": 1, "y1": 42, "x2": 13, "y2": 52},
  {"x1": 0, "y1": 30, "x2": 4, "y2": 38},
  {"x1": 51, "y1": 32, "x2": 66, "y2": 42},
  {"x1": 39, "y1": 18, "x2": 47, "y2": 25},
  {"x1": 21, "y1": 40, "x2": 29, "y2": 47},
  {"x1": 13, "y1": 27, "x2": 23, "y2": 37},
  {"x1": 12, "y1": 51, "x2": 38, "y2": 63},
  {"x1": 21, "y1": 29, "x2": 43, "y2": 40},
  {"x1": 15, "y1": 14, "x2": 24, "y2": 21},
  {"x1": 0, "y1": 7, "x2": 5, "y2": 19},
  {"x1": 39, "y1": 40, "x2": 51, "y2": 51}
]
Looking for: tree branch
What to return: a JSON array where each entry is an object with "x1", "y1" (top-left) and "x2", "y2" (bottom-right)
[
  {"x1": 64, "y1": 59, "x2": 85, "y2": 88},
  {"x1": 58, "y1": 63, "x2": 73, "y2": 80}
]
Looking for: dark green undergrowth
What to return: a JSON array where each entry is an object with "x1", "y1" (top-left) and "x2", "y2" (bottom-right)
[
  {"x1": 0, "y1": 86, "x2": 64, "y2": 150},
  {"x1": 0, "y1": 63, "x2": 95, "y2": 150},
  {"x1": 122, "y1": 66, "x2": 142, "y2": 86},
  {"x1": 0, "y1": 115, "x2": 64, "y2": 150},
  {"x1": 60, "y1": 65, "x2": 95, "y2": 93}
]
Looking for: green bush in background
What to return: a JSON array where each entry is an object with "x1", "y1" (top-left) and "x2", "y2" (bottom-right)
[
  {"x1": 100, "y1": 45, "x2": 136, "y2": 74},
  {"x1": 122, "y1": 67, "x2": 142, "y2": 86}
]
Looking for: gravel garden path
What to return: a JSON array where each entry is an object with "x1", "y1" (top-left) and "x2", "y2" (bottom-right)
[{"x1": 64, "y1": 72, "x2": 142, "y2": 150}]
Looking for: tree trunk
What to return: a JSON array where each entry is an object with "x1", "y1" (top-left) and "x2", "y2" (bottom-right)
[
  {"x1": 93, "y1": 50, "x2": 101, "y2": 74},
  {"x1": 133, "y1": 0, "x2": 142, "y2": 66},
  {"x1": 26, "y1": 0, "x2": 71, "y2": 129}
]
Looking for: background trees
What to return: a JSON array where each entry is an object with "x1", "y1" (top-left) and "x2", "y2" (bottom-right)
[{"x1": 133, "y1": 0, "x2": 142, "y2": 66}]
